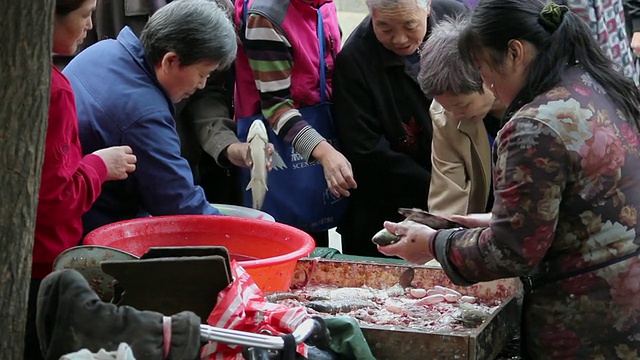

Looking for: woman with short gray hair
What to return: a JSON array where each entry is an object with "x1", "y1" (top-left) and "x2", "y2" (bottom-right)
[
  {"x1": 62, "y1": 0, "x2": 238, "y2": 235},
  {"x1": 332, "y1": 0, "x2": 467, "y2": 257},
  {"x1": 141, "y1": 0, "x2": 236, "y2": 70},
  {"x1": 418, "y1": 16, "x2": 504, "y2": 216}
]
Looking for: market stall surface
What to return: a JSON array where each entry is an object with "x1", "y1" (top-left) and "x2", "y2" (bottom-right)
[{"x1": 273, "y1": 258, "x2": 522, "y2": 360}]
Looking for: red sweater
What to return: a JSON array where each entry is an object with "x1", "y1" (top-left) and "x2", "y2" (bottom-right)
[{"x1": 33, "y1": 66, "x2": 108, "y2": 279}]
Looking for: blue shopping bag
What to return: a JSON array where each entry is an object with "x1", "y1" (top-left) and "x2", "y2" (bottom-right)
[{"x1": 237, "y1": 103, "x2": 349, "y2": 232}]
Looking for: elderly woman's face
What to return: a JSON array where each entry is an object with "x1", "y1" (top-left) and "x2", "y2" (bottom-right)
[
  {"x1": 53, "y1": 0, "x2": 96, "y2": 55},
  {"x1": 371, "y1": 1, "x2": 429, "y2": 56}
]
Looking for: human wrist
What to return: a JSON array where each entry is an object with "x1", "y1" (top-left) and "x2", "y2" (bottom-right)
[
  {"x1": 295, "y1": 127, "x2": 326, "y2": 162},
  {"x1": 225, "y1": 142, "x2": 249, "y2": 168}
]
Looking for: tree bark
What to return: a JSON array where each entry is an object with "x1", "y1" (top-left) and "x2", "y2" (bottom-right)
[{"x1": 0, "y1": 0, "x2": 53, "y2": 358}]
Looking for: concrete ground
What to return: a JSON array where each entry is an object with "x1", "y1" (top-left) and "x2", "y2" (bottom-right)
[{"x1": 328, "y1": 7, "x2": 368, "y2": 251}]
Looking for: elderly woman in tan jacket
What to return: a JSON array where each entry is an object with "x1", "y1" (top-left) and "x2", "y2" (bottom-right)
[{"x1": 418, "y1": 16, "x2": 504, "y2": 216}]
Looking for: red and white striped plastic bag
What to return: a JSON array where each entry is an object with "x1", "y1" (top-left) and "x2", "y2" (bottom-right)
[{"x1": 201, "y1": 260, "x2": 309, "y2": 360}]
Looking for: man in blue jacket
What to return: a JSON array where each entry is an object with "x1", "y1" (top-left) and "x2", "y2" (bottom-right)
[{"x1": 63, "y1": 0, "x2": 237, "y2": 234}]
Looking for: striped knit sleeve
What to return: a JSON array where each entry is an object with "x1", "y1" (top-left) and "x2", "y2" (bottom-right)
[{"x1": 244, "y1": 13, "x2": 326, "y2": 162}]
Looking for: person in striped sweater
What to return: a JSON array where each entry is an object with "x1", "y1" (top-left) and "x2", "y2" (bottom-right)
[{"x1": 234, "y1": 0, "x2": 357, "y2": 245}]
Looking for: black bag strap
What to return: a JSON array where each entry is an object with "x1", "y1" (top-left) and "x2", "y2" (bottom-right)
[
  {"x1": 522, "y1": 245, "x2": 640, "y2": 292},
  {"x1": 279, "y1": 333, "x2": 297, "y2": 360}
]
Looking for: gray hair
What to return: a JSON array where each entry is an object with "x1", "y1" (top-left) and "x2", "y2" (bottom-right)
[
  {"x1": 365, "y1": 0, "x2": 429, "y2": 11},
  {"x1": 140, "y1": 0, "x2": 237, "y2": 69},
  {"x1": 418, "y1": 16, "x2": 483, "y2": 96}
]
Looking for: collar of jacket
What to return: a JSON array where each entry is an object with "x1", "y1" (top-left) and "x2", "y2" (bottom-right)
[
  {"x1": 117, "y1": 26, "x2": 156, "y2": 80},
  {"x1": 378, "y1": 10, "x2": 437, "y2": 68},
  {"x1": 116, "y1": 26, "x2": 175, "y2": 115},
  {"x1": 456, "y1": 115, "x2": 478, "y2": 135}
]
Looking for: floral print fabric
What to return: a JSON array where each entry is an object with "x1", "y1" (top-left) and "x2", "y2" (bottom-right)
[{"x1": 440, "y1": 67, "x2": 640, "y2": 358}]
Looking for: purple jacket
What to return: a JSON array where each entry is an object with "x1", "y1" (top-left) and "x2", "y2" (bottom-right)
[{"x1": 458, "y1": 0, "x2": 478, "y2": 7}]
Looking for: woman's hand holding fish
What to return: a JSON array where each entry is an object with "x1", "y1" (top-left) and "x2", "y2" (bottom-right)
[
  {"x1": 447, "y1": 212, "x2": 491, "y2": 228},
  {"x1": 226, "y1": 142, "x2": 274, "y2": 170},
  {"x1": 312, "y1": 141, "x2": 357, "y2": 198},
  {"x1": 377, "y1": 220, "x2": 436, "y2": 264}
]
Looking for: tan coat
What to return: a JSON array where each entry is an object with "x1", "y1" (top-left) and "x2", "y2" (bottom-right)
[{"x1": 428, "y1": 101, "x2": 492, "y2": 215}]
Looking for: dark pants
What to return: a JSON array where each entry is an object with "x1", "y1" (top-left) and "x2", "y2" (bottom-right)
[
  {"x1": 309, "y1": 230, "x2": 329, "y2": 248},
  {"x1": 198, "y1": 153, "x2": 241, "y2": 205},
  {"x1": 24, "y1": 278, "x2": 44, "y2": 360}
]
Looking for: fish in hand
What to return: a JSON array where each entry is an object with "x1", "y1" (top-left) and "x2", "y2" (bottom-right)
[
  {"x1": 246, "y1": 120, "x2": 269, "y2": 209},
  {"x1": 372, "y1": 208, "x2": 465, "y2": 246}
]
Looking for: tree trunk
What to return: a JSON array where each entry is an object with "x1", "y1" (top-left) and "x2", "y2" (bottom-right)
[{"x1": 0, "y1": 0, "x2": 53, "y2": 358}]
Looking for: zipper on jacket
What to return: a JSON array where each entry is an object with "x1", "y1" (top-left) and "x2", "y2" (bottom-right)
[{"x1": 328, "y1": 33, "x2": 336, "y2": 61}]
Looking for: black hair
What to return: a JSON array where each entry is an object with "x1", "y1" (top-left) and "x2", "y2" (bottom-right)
[
  {"x1": 459, "y1": 0, "x2": 640, "y2": 131},
  {"x1": 55, "y1": 0, "x2": 89, "y2": 17}
]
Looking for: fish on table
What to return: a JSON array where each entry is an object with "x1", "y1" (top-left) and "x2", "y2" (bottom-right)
[
  {"x1": 309, "y1": 283, "x2": 405, "y2": 302},
  {"x1": 303, "y1": 268, "x2": 415, "y2": 314},
  {"x1": 307, "y1": 299, "x2": 378, "y2": 314}
]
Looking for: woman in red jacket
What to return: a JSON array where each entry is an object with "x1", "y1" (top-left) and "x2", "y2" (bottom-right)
[{"x1": 25, "y1": 0, "x2": 137, "y2": 357}]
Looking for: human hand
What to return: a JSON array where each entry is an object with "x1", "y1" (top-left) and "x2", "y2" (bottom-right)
[
  {"x1": 226, "y1": 142, "x2": 274, "y2": 170},
  {"x1": 92, "y1": 145, "x2": 137, "y2": 181},
  {"x1": 312, "y1": 141, "x2": 357, "y2": 197},
  {"x1": 447, "y1": 212, "x2": 491, "y2": 228},
  {"x1": 376, "y1": 220, "x2": 436, "y2": 264},
  {"x1": 632, "y1": 32, "x2": 640, "y2": 56}
]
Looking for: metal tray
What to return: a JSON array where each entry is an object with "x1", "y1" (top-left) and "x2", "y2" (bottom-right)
[{"x1": 291, "y1": 259, "x2": 521, "y2": 360}]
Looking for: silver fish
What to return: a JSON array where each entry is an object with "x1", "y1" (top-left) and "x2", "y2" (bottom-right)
[
  {"x1": 264, "y1": 291, "x2": 302, "y2": 303},
  {"x1": 311, "y1": 268, "x2": 414, "y2": 301},
  {"x1": 310, "y1": 286, "x2": 392, "y2": 301},
  {"x1": 246, "y1": 120, "x2": 269, "y2": 209},
  {"x1": 307, "y1": 299, "x2": 377, "y2": 314},
  {"x1": 455, "y1": 301, "x2": 492, "y2": 327}
]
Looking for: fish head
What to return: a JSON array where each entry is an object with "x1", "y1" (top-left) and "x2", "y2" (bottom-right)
[
  {"x1": 371, "y1": 228, "x2": 401, "y2": 246},
  {"x1": 247, "y1": 119, "x2": 268, "y2": 143}
]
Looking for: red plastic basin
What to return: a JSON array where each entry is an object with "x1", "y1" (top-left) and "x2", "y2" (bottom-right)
[{"x1": 83, "y1": 215, "x2": 315, "y2": 292}]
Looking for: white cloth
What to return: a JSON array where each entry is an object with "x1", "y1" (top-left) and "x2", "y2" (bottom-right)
[{"x1": 60, "y1": 343, "x2": 136, "y2": 360}]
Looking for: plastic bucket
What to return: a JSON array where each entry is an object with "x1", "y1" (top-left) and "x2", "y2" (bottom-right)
[
  {"x1": 53, "y1": 245, "x2": 138, "y2": 301},
  {"x1": 83, "y1": 215, "x2": 315, "y2": 292},
  {"x1": 211, "y1": 203, "x2": 275, "y2": 222}
]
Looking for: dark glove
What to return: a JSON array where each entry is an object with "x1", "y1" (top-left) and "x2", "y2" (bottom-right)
[{"x1": 36, "y1": 269, "x2": 201, "y2": 360}]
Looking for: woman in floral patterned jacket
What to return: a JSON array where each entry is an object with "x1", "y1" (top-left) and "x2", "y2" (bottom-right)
[{"x1": 377, "y1": 0, "x2": 640, "y2": 358}]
